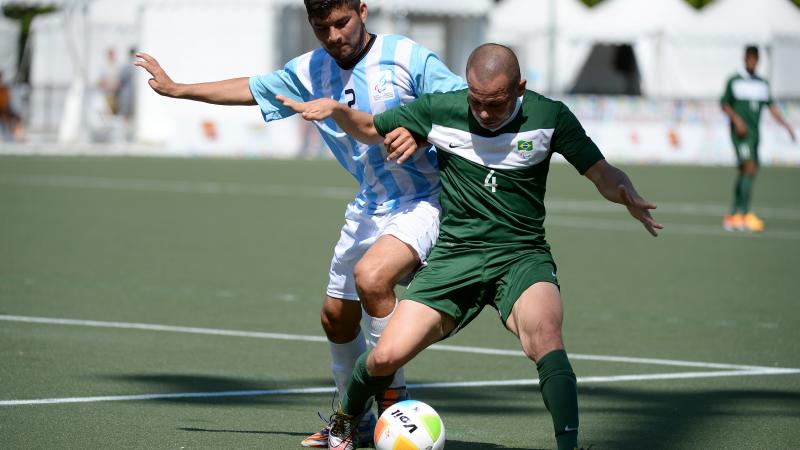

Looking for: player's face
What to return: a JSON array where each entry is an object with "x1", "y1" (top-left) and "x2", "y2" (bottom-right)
[
  {"x1": 309, "y1": 4, "x2": 369, "y2": 65},
  {"x1": 467, "y1": 72, "x2": 523, "y2": 130},
  {"x1": 745, "y1": 53, "x2": 759, "y2": 75}
]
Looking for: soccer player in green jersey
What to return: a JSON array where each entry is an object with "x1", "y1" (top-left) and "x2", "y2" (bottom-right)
[
  {"x1": 721, "y1": 45, "x2": 796, "y2": 232},
  {"x1": 280, "y1": 43, "x2": 662, "y2": 450}
]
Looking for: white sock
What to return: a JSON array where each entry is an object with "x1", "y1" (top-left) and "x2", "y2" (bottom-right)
[
  {"x1": 364, "y1": 301, "x2": 406, "y2": 389},
  {"x1": 329, "y1": 329, "x2": 367, "y2": 398}
]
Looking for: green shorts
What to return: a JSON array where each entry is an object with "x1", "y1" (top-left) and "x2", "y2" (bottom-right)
[
  {"x1": 403, "y1": 244, "x2": 559, "y2": 335},
  {"x1": 731, "y1": 133, "x2": 759, "y2": 165}
]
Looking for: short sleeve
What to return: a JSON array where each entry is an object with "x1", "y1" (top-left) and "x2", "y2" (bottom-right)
[
  {"x1": 248, "y1": 59, "x2": 308, "y2": 122},
  {"x1": 721, "y1": 78, "x2": 734, "y2": 106},
  {"x1": 551, "y1": 103, "x2": 604, "y2": 174},
  {"x1": 765, "y1": 80, "x2": 774, "y2": 106},
  {"x1": 411, "y1": 44, "x2": 466, "y2": 96},
  {"x1": 374, "y1": 94, "x2": 434, "y2": 138}
]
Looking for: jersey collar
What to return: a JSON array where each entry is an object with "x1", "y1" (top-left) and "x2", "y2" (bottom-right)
[{"x1": 335, "y1": 33, "x2": 377, "y2": 70}]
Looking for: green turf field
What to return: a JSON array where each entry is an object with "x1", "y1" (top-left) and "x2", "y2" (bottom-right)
[{"x1": 1, "y1": 155, "x2": 799, "y2": 449}]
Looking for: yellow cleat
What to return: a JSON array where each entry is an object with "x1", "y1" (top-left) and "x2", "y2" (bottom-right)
[
  {"x1": 722, "y1": 213, "x2": 745, "y2": 231},
  {"x1": 743, "y1": 212, "x2": 765, "y2": 232}
]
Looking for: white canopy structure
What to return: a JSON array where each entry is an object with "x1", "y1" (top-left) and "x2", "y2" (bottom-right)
[{"x1": 489, "y1": 0, "x2": 800, "y2": 99}]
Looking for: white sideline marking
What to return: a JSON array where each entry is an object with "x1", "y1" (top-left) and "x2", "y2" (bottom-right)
[
  {"x1": 547, "y1": 216, "x2": 800, "y2": 240},
  {"x1": 0, "y1": 174, "x2": 354, "y2": 200},
  {"x1": 3, "y1": 173, "x2": 800, "y2": 220},
  {"x1": 2, "y1": 368, "x2": 798, "y2": 406},
  {"x1": 0, "y1": 314, "x2": 791, "y2": 372}
]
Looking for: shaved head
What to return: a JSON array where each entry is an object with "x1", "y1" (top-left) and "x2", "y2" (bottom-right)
[
  {"x1": 465, "y1": 43, "x2": 525, "y2": 130},
  {"x1": 466, "y1": 43, "x2": 521, "y2": 88}
]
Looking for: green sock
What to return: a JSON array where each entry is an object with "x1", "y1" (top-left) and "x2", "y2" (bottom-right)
[
  {"x1": 537, "y1": 349, "x2": 579, "y2": 450},
  {"x1": 731, "y1": 173, "x2": 743, "y2": 214},
  {"x1": 341, "y1": 351, "x2": 394, "y2": 416},
  {"x1": 739, "y1": 174, "x2": 754, "y2": 213}
]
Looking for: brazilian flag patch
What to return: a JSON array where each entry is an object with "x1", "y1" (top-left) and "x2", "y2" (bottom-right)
[{"x1": 517, "y1": 140, "x2": 533, "y2": 151}]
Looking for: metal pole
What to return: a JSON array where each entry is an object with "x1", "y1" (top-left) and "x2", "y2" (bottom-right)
[
  {"x1": 547, "y1": 0, "x2": 556, "y2": 95},
  {"x1": 79, "y1": 0, "x2": 90, "y2": 143}
]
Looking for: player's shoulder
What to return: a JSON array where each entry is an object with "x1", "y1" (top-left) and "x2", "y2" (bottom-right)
[
  {"x1": 281, "y1": 47, "x2": 326, "y2": 72},
  {"x1": 423, "y1": 88, "x2": 468, "y2": 107},
  {"x1": 522, "y1": 90, "x2": 566, "y2": 114},
  {"x1": 726, "y1": 72, "x2": 745, "y2": 83},
  {"x1": 379, "y1": 34, "x2": 436, "y2": 53}
]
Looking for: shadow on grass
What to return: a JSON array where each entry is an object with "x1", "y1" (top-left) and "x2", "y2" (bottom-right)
[
  {"x1": 104, "y1": 372, "x2": 800, "y2": 449},
  {"x1": 178, "y1": 428, "x2": 533, "y2": 449}
]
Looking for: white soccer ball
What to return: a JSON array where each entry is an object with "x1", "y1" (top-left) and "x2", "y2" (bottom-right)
[{"x1": 374, "y1": 399, "x2": 446, "y2": 450}]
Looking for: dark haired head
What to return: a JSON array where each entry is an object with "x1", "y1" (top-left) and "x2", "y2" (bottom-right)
[
  {"x1": 304, "y1": 0, "x2": 360, "y2": 21},
  {"x1": 745, "y1": 45, "x2": 759, "y2": 57}
]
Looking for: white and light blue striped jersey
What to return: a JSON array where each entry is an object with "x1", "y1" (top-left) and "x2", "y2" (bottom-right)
[{"x1": 249, "y1": 34, "x2": 465, "y2": 215}]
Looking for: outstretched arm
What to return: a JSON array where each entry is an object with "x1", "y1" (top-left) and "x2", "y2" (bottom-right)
[
  {"x1": 583, "y1": 159, "x2": 663, "y2": 237},
  {"x1": 768, "y1": 104, "x2": 796, "y2": 142},
  {"x1": 134, "y1": 52, "x2": 256, "y2": 106},
  {"x1": 276, "y1": 95, "x2": 382, "y2": 144},
  {"x1": 277, "y1": 95, "x2": 423, "y2": 162}
]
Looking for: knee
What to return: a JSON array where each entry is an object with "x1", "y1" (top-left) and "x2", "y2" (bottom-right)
[
  {"x1": 520, "y1": 320, "x2": 564, "y2": 362},
  {"x1": 354, "y1": 263, "x2": 392, "y2": 304},
  {"x1": 320, "y1": 305, "x2": 360, "y2": 343},
  {"x1": 367, "y1": 346, "x2": 402, "y2": 377},
  {"x1": 743, "y1": 161, "x2": 758, "y2": 176}
]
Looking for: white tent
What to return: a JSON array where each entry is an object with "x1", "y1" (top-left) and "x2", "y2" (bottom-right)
[
  {"x1": 489, "y1": 0, "x2": 800, "y2": 99},
  {"x1": 488, "y1": 0, "x2": 592, "y2": 94},
  {"x1": 677, "y1": 0, "x2": 800, "y2": 98}
]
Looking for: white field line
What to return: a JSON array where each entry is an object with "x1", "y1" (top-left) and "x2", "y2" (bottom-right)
[
  {"x1": 0, "y1": 315, "x2": 791, "y2": 372},
  {"x1": 0, "y1": 174, "x2": 354, "y2": 200},
  {"x1": 547, "y1": 216, "x2": 800, "y2": 240},
  {"x1": 2, "y1": 368, "x2": 799, "y2": 407},
  {"x1": 3, "y1": 173, "x2": 800, "y2": 220}
]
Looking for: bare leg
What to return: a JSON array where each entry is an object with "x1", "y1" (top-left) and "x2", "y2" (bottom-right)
[
  {"x1": 505, "y1": 282, "x2": 579, "y2": 450},
  {"x1": 354, "y1": 235, "x2": 421, "y2": 393}
]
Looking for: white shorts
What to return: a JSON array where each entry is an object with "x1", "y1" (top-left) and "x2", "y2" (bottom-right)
[{"x1": 326, "y1": 200, "x2": 441, "y2": 301}]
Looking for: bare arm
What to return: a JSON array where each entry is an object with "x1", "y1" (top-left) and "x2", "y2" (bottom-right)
[
  {"x1": 721, "y1": 103, "x2": 748, "y2": 138},
  {"x1": 276, "y1": 96, "x2": 382, "y2": 144},
  {"x1": 768, "y1": 104, "x2": 796, "y2": 142},
  {"x1": 134, "y1": 52, "x2": 256, "y2": 106},
  {"x1": 583, "y1": 159, "x2": 663, "y2": 237}
]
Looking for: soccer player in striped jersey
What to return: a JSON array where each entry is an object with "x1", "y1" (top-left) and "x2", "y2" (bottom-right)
[
  {"x1": 134, "y1": 1, "x2": 464, "y2": 447},
  {"x1": 721, "y1": 46, "x2": 795, "y2": 232},
  {"x1": 281, "y1": 43, "x2": 661, "y2": 450}
]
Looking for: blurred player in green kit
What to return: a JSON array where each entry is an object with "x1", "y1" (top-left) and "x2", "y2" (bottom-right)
[{"x1": 721, "y1": 46, "x2": 796, "y2": 232}]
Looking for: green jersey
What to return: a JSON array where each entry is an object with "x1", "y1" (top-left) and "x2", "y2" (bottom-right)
[
  {"x1": 721, "y1": 70, "x2": 773, "y2": 139},
  {"x1": 374, "y1": 89, "x2": 603, "y2": 249}
]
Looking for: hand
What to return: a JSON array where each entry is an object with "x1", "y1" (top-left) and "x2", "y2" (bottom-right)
[
  {"x1": 618, "y1": 185, "x2": 663, "y2": 237},
  {"x1": 384, "y1": 128, "x2": 421, "y2": 164},
  {"x1": 733, "y1": 116, "x2": 748, "y2": 138},
  {"x1": 276, "y1": 95, "x2": 340, "y2": 121},
  {"x1": 787, "y1": 126, "x2": 796, "y2": 143},
  {"x1": 134, "y1": 52, "x2": 177, "y2": 97}
]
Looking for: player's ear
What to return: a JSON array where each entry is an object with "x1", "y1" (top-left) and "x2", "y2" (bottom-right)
[
  {"x1": 517, "y1": 79, "x2": 527, "y2": 96},
  {"x1": 359, "y1": 2, "x2": 368, "y2": 22}
]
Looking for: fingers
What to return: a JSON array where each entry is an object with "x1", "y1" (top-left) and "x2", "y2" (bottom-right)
[
  {"x1": 632, "y1": 209, "x2": 664, "y2": 237},
  {"x1": 135, "y1": 52, "x2": 155, "y2": 63},
  {"x1": 384, "y1": 128, "x2": 418, "y2": 164},
  {"x1": 395, "y1": 147, "x2": 417, "y2": 164},
  {"x1": 386, "y1": 140, "x2": 416, "y2": 163}
]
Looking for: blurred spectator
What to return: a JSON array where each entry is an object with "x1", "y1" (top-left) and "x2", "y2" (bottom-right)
[
  {"x1": 0, "y1": 71, "x2": 23, "y2": 142},
  {"x1": 117, "y1": 48, "x2": 135, "y2": 120},
  {"x1": 116, "y1": 47, "x2": 137, "y2": 140},
  {"x1": 98, "y1": 47, "x2": 120, "y2": 115}
]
